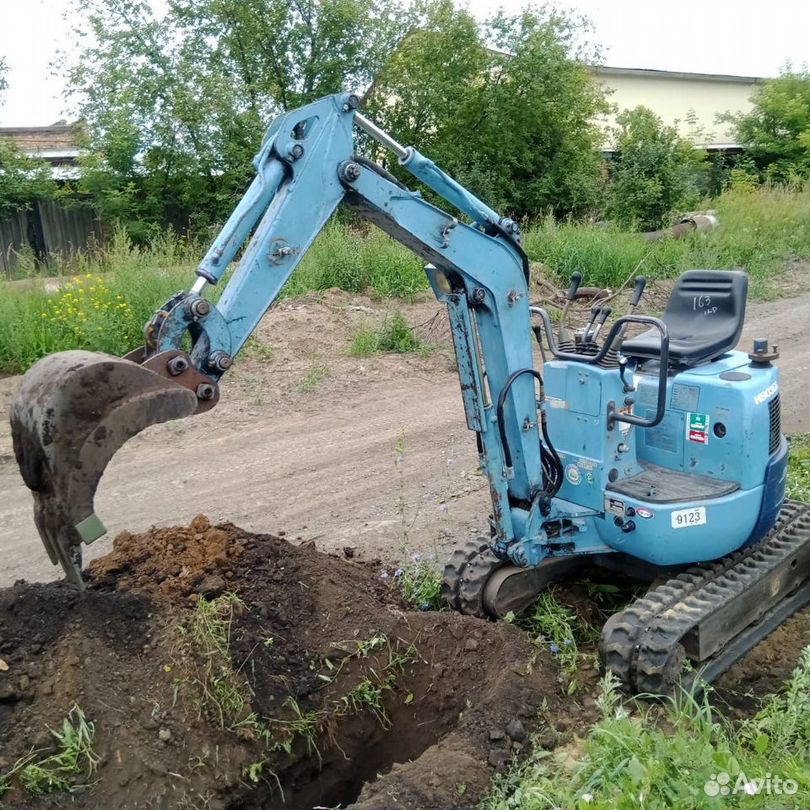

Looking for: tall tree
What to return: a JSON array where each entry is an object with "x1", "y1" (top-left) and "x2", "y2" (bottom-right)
[
  {"x1": 63, "y1": 0, "x2": 611, "y2": 230},
  {"x1": 62, "y1": 0, "x2": 410, "y2": 235},
  {"x1": 366, "y1": 2, "x2": 609, "y2": 218}
]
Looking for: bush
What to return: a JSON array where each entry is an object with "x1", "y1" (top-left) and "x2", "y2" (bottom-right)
[
  {"x1": 349, "y1": 312, "x2": 423, "y2": 357},
  {"x1": 607, "y1": 106, "x2": 704, "y2": 231},
  {"x1": 723, "y1": 68, "x2": 810, "y2": 185}
]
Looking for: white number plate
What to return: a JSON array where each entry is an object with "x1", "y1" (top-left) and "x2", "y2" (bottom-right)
[{"x1": 671, "y1": 507, "x2": 707, "y2": 529}]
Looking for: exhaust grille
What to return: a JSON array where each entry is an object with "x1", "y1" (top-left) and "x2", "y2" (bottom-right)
[{"x1": 768, "y1": 394, "x2": 781, "y2": 455}]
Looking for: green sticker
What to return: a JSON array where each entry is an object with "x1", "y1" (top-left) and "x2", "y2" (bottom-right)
[{"x1": 688, "y1": 412, "x2": 710, "y2": 432}]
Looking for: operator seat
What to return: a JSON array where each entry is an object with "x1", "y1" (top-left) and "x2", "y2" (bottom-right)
[{"x1": 621, "y1": 269, "x2": 748, "y2": 368}]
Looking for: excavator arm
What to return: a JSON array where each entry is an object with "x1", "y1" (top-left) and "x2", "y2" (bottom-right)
[{"x1": 11, "y1": 92, "x2": 552, "y2": 587}]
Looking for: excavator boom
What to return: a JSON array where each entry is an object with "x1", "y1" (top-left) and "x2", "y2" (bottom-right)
[{"x1": 10, "y1": 92, "x2": 542, "y2": 585}]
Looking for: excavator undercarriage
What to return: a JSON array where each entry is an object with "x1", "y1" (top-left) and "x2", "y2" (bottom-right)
[{"x1": 444, "y1": 500, "x2": 810, "y2": 692}]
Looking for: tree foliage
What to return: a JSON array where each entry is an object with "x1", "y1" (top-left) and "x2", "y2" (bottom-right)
[
  {"x1": 0, "y1": 56, "x2": 56, "y2": 219},
  {"x1": 607, "y1": 106, "x2": 703, "y2": 231},
  {"x1": 63, "y1": 0, "x2": 409, "y2": 236},
  {"x1": 62, "y1": 0, "x2": 611, "y2": 233},
  {"x1": 367, "y1": 1, "x2": 608, "y2": 218},
  {"x1": 724, "y1": 67, "x2": 810, "y2": 184}
]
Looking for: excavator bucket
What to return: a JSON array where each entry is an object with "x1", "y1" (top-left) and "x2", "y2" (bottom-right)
[{"x1": 10, "y1": 350, "x2": 201, "y2": 588}]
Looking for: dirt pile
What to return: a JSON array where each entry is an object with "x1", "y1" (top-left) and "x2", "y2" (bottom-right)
[{"x1": 0, "y1": 518, "x2": 567, "y2": 810}]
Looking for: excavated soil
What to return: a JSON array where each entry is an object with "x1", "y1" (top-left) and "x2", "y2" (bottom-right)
[{"x1": 0, "y1": 517, "x2": 580, "y2": 810}]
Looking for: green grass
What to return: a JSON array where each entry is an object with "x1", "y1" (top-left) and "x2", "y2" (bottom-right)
[
  {"x1": 484, "y1": 647, "x2": 810, "y2": 810},
  {"x1": 391, "y1": 552, "x2": 445, "y2": 611},
  {"x1": 509, "y1": 590, "x2": 589, "y2": 677},
  {"x1": 0, "y1": 705, "x2": 99, "y2": 797},
  {"x1": 0, "y1": 224, "x2": 427, "y2": 375},
  {"x1": 0, "y1": 227, "x2": 193, "y2": 373},
  {"x1": 349, "y1": 311, "x2": 425, "y2": 357},
  {"x1": 1, "y1": 186, "x2": 804, "y2": 374},
  {"x1": 298, "y1": 360, "x2": 331, "y2": 392},
  {"x1": 185, "y1": 592, "x2": 259, "y2": 731},
  {"x1": 183, "y1": 596, "x2": 418, "y2": 759},
  {"x1": 787, "y1": 434, "x2": 809, "y2": 502},
  {"x1": 283, "y1": 221, "x2": 427, "y2": 299},
  {"x1": 523, "y1": 186, "x2": 808, "y2": 298},
  {"x1": 266, "y1": 635, "x2": 417, "y2": 754}
]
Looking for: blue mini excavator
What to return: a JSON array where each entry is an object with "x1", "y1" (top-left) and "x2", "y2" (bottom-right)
[{"x1": 11, "y1": 93, "x2": 810, "y2": 694}]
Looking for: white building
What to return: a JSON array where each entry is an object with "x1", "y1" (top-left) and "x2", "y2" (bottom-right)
[{"x1": 591, "y1": 66, "x2": 761, "y2": 151}]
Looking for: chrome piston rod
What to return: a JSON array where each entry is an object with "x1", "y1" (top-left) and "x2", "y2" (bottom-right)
[{"x1": 354, "y1": 113, "x2": 408, "y2": 160}]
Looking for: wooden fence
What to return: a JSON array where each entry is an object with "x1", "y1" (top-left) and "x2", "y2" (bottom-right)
[{"x1": 0, "y1": 200, "x2": 105, "y2": 277}]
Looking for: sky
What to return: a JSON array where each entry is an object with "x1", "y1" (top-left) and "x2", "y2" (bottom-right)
[{"x1": 0, "y1": 0, "x2": 807, "y2": 126}]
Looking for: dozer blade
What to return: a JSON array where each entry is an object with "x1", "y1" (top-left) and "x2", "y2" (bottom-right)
[{"x1": 10, "y1": 350, "x2": 202, "y2": 588}]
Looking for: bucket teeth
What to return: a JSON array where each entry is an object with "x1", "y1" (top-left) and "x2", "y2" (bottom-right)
[{"x1": 11, "y1": 350, "x2": 199, "y2": 588}]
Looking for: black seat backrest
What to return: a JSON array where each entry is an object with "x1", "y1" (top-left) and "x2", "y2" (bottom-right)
[
  {"x1": 663, "y1": 270, "x2": 747, "y2": 343},
  {"x1": 621, "y1": 270, "x2": 748, "y2": 367}
]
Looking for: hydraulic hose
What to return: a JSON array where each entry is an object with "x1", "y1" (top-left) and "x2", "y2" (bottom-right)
[{"x1": 495, "y1": 368, "x2": 563, "y2": 499}]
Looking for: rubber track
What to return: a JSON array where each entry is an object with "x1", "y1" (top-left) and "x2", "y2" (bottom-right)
[
  {"x1": 441, "y1": 537, "x2": 492, "y2": 612},
  {"x1": 634, "y1": 501, "x2": 810, "y2": 694},
  {"x1": 600, "y1": 500, "x2": 808, "y2": 691},
  {"x1": 457, "y1": 545, "x2": 503, "y2": 618}
]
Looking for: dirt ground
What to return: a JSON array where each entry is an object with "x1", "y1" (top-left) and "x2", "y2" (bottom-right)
[
  {"x1": 0, "y1": 517, "x2": 806, "y2": 810},
  {"x1": 0, "y1": 517, "x2": 577, "y2": 810},
  {"x1": 0, "y1": 284, "x2": 808, "y2": 809},
  {"x1": 1, "y1": 287, "x2": 808, "y2": 587}
]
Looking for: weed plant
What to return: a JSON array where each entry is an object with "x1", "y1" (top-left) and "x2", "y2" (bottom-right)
[{"x1": 484, "y1": 647, "x2": 810, "y2": 810}]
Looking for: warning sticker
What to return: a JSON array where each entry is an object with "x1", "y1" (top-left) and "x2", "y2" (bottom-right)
[
  {"x1": 688, "y1": 430, "x2": 710, "y2": 445},
  {"x1": 686, "y1": 412, "x2": 710, "y2": 445}
]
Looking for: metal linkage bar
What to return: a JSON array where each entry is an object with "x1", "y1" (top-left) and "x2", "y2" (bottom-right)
[
  {"x1": 354, "y1": 113, "x2": 408, "y2": 160},
  {"x1": 530, "y1": 307, "x2": 670, "y2": 429}
]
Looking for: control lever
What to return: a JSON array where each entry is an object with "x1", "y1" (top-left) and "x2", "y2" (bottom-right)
[
  {"x1": 628, "y1": 276, "x2": 647, "y2": 313},
  {"x1": 580, "y1": 304, "x2": 601, "y2": 345},
  {"x1": 590, "y1": 306, "x2": 612, "y2": 342},
  {"x1": 612, "y1": 276, "x2": 647, "y2": 349},
  {"x1": 558, "y1": 271, "x2": 582, "y2": 344}
]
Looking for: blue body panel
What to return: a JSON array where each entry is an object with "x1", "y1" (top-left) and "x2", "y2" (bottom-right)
[
  {"x1": 634, "y1": 352, "x2": 777, "y2": 490},
  {"x1": 746, "y1": 435, "x2": 788, "y2": 546},
  {"x1": 536, "y1": 352, "x2": 784, "y2": 566}
]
